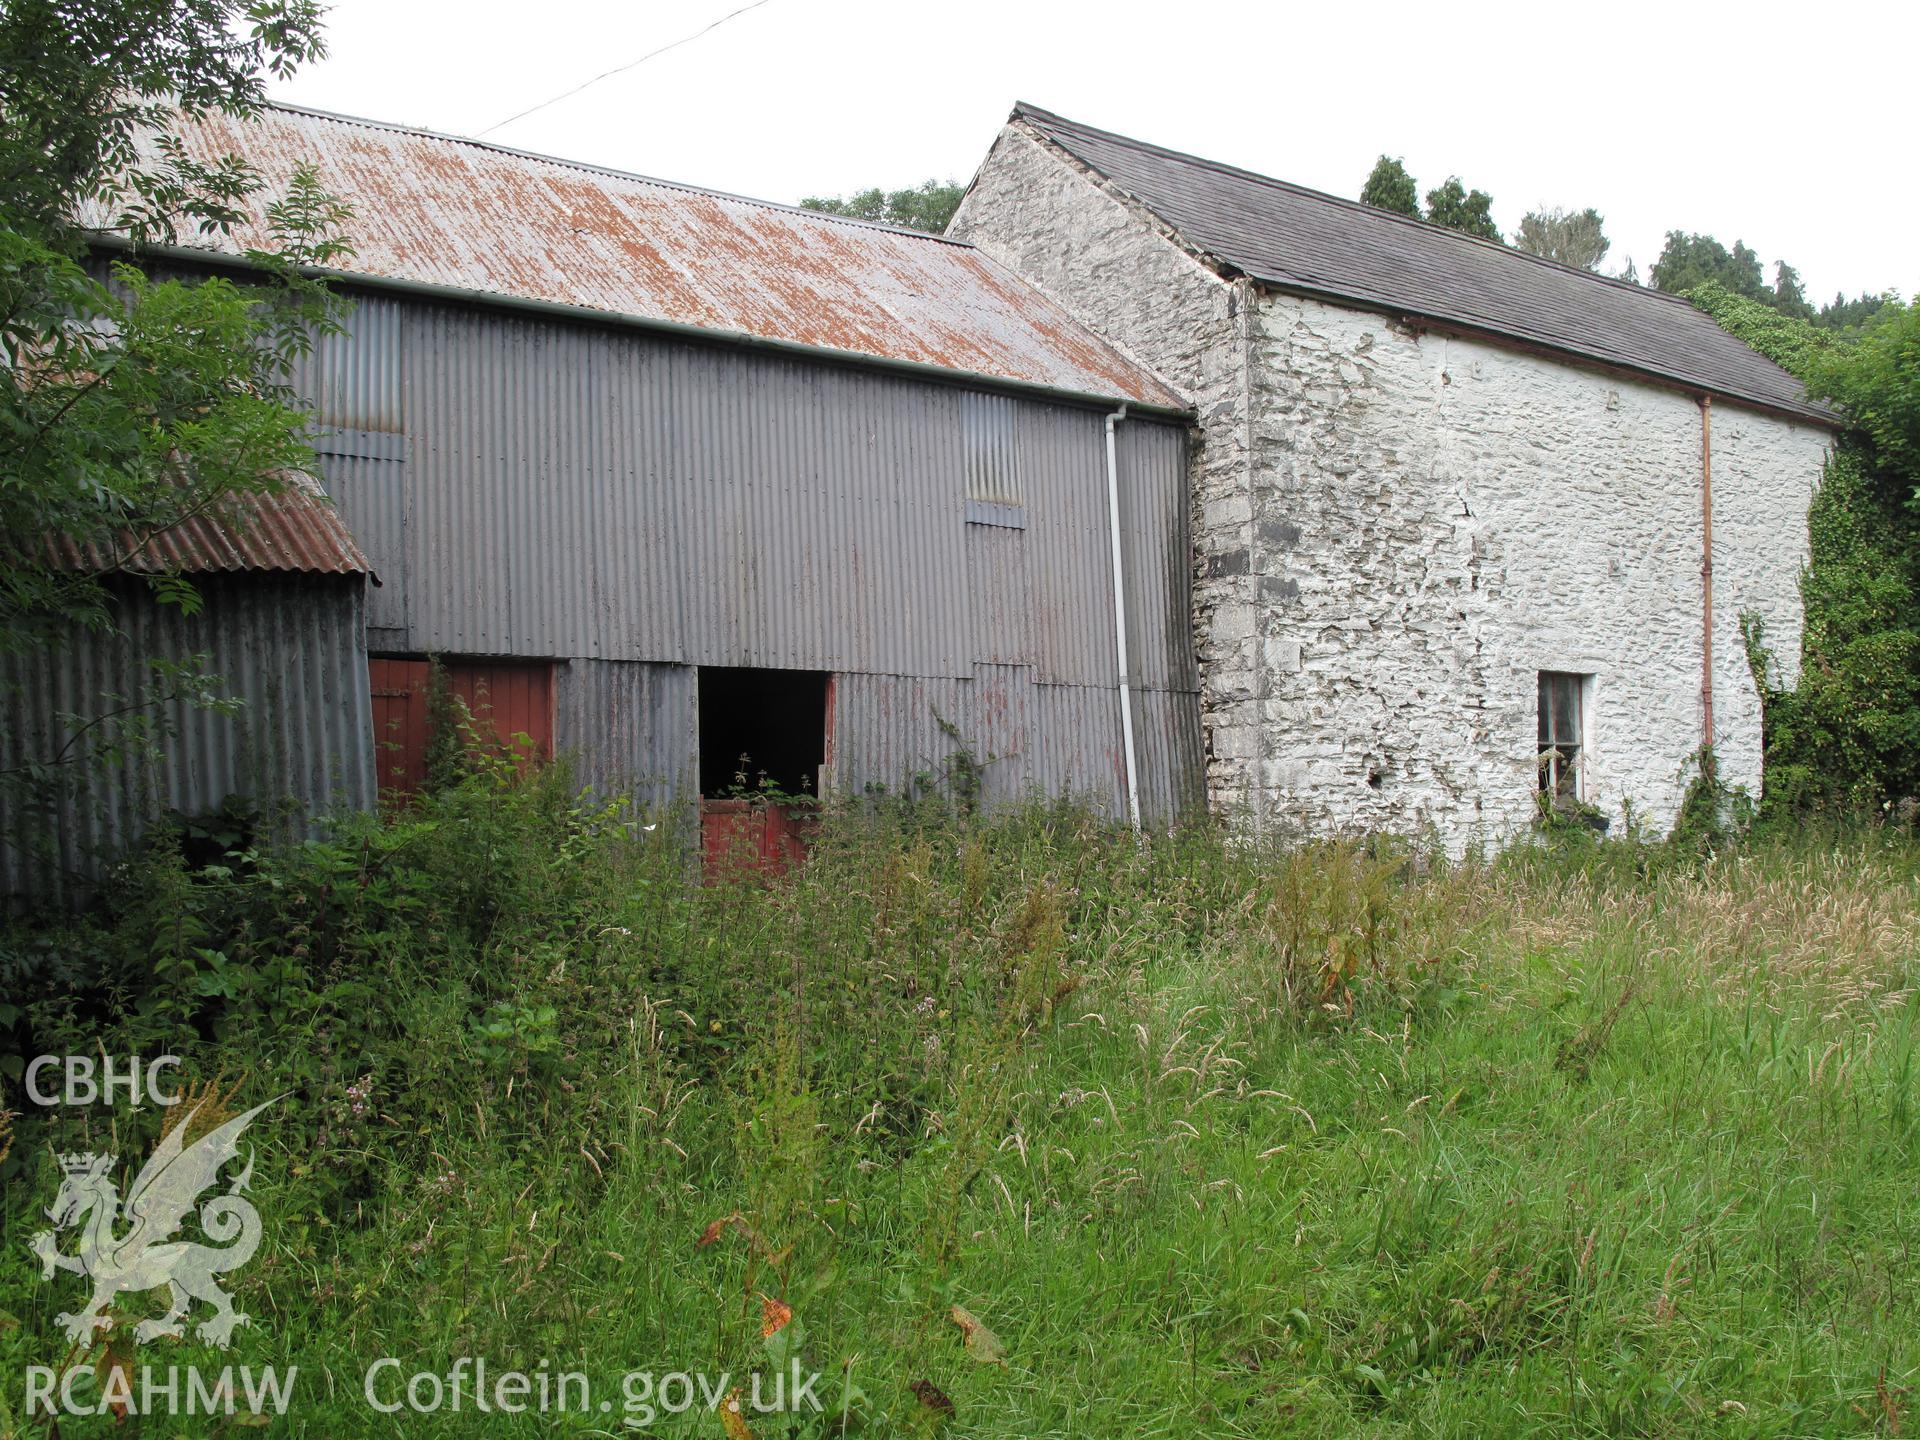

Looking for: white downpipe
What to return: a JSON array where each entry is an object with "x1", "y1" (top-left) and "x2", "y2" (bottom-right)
[{"x1": 1104, "y1": 404, "x2": 1142, "y2": 832}]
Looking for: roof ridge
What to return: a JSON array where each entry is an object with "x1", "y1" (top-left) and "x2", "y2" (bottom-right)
[
  {"x1": 123, "y1": 104, "x2": 1189, "y2": 411},
  {"x1": 260, "y1": 99, "x2": 977, "y2": 247},
  {"x1": 1009, "y1": 101, "x2": 1696, "y2": 310}
]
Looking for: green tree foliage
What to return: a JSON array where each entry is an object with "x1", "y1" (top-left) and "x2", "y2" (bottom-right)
[
  {"x1": 0, "y1": 0, "x2": 352, "y2": 863},
  {"x1": 1805, "y1": 302, "x2": 1920, "y2": 497},
  {"x1": 1359, "y1": 155, "x2": 1419, "y2": 217},
  {"x1": 0, "y1": 0, "x2": 352, "y2": 657},
  {"x1": 1651, "y1": 232, "x2": 1814, "y2": 316},
  {"x1": 1, "y1": 0, "x2": 322, "y2": 237},
  {"x1": 1514, "y1": 206, "x2": 1610, "y2": 270},
  {"x1": 1772, "y1": 261, "x2": 1812, "y2": 318},
  {"x1": 1818, "y1": 292, "x2": 1892, "y2": 334},
  {"x1": 799, "y1": 179, "x2": 964, "y2": 234},
  {"x1": 1423, "y1": 176, "x2": 1501, "y2": 242},
  {"x1": 1652, "y1": 232, "x2": 1765, "y2": 298},
  {"x1": 1358, "y1": 157, "x2": 1502, "y2": 243},
  {"x1": 1693, "y1": 282, "x2": 1920, "y2": 813}
]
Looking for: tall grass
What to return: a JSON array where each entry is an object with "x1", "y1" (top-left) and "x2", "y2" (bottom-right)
[{"x1": 2, "y1": 783, "x2": 1918, "y2": 1436}]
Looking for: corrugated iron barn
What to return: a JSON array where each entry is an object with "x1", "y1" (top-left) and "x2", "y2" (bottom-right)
[
  {"x1": 4, "y1": 104, "x2": 1204, "y2": 888},
  {"x1": 0, "y1": 480, "x2": 375, "y2": 892}
]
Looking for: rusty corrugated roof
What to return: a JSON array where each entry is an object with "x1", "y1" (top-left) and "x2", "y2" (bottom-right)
[
  {"x1": 121, "y1": 105, "x2": 1186, "y2": 411},
  {"x1": 50, "y1": 474, "x2": 370, "y2": 577}
]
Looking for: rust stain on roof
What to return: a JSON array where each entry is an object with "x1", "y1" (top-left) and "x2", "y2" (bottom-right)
[
  {"x1": 51, "y1": 474, "x2": 370, "y2": 578},
  {"x1": 132, "y1": 106, "x2": 1186, "y2": 410}
]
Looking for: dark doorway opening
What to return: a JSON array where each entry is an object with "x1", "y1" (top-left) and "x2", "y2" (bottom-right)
[{"x1": 697, "y1": 667, "x2": 830, "y2": 798}]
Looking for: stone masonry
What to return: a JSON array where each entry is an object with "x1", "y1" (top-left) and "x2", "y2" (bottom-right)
[{"x1": 952, "y1": 120, "x2": 1832, "y2": 849}]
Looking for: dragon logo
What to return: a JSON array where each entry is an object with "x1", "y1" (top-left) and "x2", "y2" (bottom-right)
[{"x1": 29, "y1": 1098, "x2": 275, "y2": 1349}]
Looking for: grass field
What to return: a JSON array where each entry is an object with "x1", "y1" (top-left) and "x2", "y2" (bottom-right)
[{"x1": 4, "y1": 786, "x2": 1920, "y2": 1436}]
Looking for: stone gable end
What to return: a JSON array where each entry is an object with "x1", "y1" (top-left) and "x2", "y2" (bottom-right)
[{"x1": 954, "y1": 119, "x2": 1831, "y2": 848}]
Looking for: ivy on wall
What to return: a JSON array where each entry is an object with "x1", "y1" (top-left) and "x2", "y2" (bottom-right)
[{"x1": 1695, "y1": 282, "x2": 1920, "y2": 816}]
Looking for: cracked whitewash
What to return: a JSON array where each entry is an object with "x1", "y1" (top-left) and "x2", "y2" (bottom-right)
[{"x1": 952, "y1": 121, "x2": 1832, "y2": 850}]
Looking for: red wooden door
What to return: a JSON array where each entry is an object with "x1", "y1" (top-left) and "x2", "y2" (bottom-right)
[
  {"x1": 699, "y1": 798, "x2": 815, "y2": 881},
  {"x1": 369, "y1": 657, "x2": 430, "y2": 795},
  {"x1": 368, "y1": 658, "x2": 554, "y2": 798},
  {"x1": 449, "y1": 662, "x2": 554, "y2": 761}
]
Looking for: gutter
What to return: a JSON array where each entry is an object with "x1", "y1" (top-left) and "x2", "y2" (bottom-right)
[
  {"x1": 1104, "y1": 403, "x2": 1142, "y2": 832},
  {"x1": 1266, "y1": 284, "x2": 1837, "y2": 430},
  {"x1": 1238, "y1": 277, "x2": 1266, "y2": 841},
  {"x1": 1699, "y1": 396, "x2": 1716, "y2": 765},
  {"x1": 87, "y1": 234, "x2": 1196, "y2": 423}
]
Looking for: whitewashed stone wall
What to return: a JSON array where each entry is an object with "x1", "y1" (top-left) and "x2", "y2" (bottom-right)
[
  {"x1": 1706, "y1": 403, "x2": 1829, "y2": 796},
  {"x1": 1249, "y1": 298, "x2": 1825, "y2": 845},
  {"x1": 954, "y1": 122, "x2": 1830, "y2": 849}
]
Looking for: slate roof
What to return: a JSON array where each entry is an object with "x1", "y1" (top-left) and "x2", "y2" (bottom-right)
[
  {"x1": 96, "y1": 104, "x2": 1184, "y2": 412},
  {"x1": 1012, "y1": 104, "x2": 1831, "y2": 423}
]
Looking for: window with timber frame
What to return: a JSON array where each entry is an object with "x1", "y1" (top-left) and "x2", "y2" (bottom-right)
[{"x1": 1537, "y1": 671, "x2": 1589, "y2": 804}]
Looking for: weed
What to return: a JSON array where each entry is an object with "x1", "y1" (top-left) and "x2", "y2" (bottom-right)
[{"x1": 2, "y1": 776, "x2": 1918, "y2": 1435}]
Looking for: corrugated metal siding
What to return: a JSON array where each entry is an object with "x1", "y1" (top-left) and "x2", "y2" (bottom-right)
[
  {"x1": 314, "y1": 450, "x2": 407, "y2": 633},
  {"x1": 299, "y1": 292, "x2": 407, "y2": 434},
  {"x1": 1134, "y1": 687, "x2": 1209, "y2": 822},
  {"x1": 1029, "y1": 682, "x2": 1128, "y2": 814},
  {"x1": 112, "y1": 267, "x2": 1203, "y2": 828},
  {"x1": 963, "y1": 391, "x2": 1023, "y2": 505},
  {"x1": 299, "y1": 294, "x2": 411, "y2": 634},
  {"x1": 1021, "y1": 404, "x2": 1110, "y2": 689},
  {"x1": 967, "y1": 664, "x2": 1037, "y2": 808},
  {"x1": 1027, "y1": 683, "x2": 1202, "y2": 825},
  {"x1": 1119, "y1": 420, "x2": 1201, "y2": 692},
  {"x1": 555, "y1": 660, "x2": 696, "y2": 813},
  {"x1": 296, "y1": 286, "x2": 1202, "y2": 824},
  {"x1": 966, "y1": 524, "x2": 1032, "y2": 666},
  {"x1": 660, "y1": 353, "x2": 973, "y2": 678},
  {"x1": 65, "y1": 257, "x2": 369, "y2": 580},
  {"x1": 0, "y1": 576, "x2": 374, "y2": 895},
  {"x1": 313, "y1": 291, "x2": 1188, "y2": 692},
  {"x1": 829, "y1": 671, "x2": 968, "y2": 800},
  {"x1": 830, "y1": 667, "x2": 1200, "y2": 827}
]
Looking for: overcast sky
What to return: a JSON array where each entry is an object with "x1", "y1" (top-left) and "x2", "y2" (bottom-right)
[{"x1": 268, "y1": 0, "x2": 1914, "y2": 306}]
